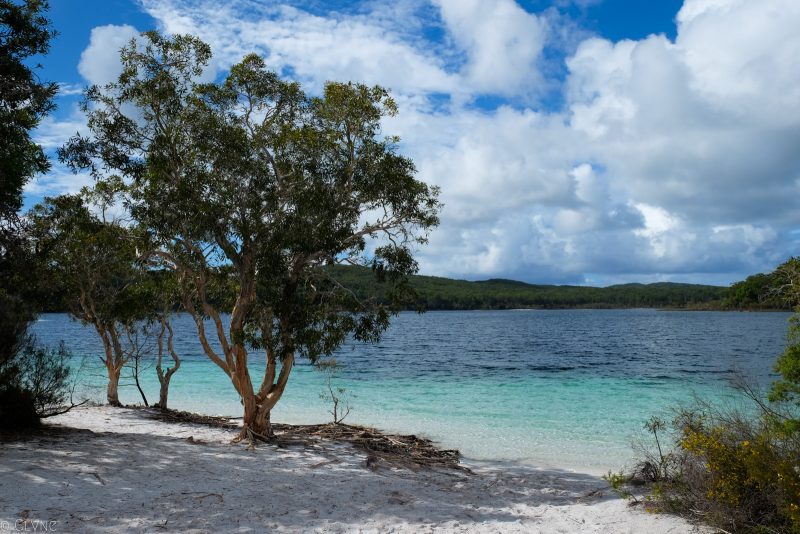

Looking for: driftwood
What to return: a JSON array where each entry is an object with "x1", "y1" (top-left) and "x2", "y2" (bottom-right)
[{"x1": 138, "y1": 407, "x2": 465, "y2": 471}]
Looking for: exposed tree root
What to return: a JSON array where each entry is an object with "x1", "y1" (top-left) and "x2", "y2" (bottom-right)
[
  {"x1": 141, "y1": 407, "x2": 240, "y2": 430},
  {"x1": 135, "y1": 406, "x2": 466, "y2": 471},
  {"x1": 272, "y1": 422, "x2": 466, "y2": 472}
]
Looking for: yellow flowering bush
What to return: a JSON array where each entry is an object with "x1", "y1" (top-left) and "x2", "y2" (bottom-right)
[{"x1": 645, "y1": 406, "x2": 800, "y2": 533}]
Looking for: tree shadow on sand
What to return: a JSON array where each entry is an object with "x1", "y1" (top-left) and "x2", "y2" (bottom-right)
[{"x1": 0, "y1": 419, "x2": 617, "y2": 532}]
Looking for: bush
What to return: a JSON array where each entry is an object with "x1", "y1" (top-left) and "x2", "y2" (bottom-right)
[
  {"x1": 637, "y1": 398, "x2": 800, "y2": 533},
  {"x1": 0, "y1": 335, "x2": 74, "y2": 429},
  {"x1": 0, "y1": 384, "x2": 38, "y2": 428}
]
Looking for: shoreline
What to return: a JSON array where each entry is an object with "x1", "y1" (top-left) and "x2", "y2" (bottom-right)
[
  {"x1": 127, "y1": 404, "x2": 620, "y2": 477},
  {"x1": 0, "y1": 405, "x2": 711, "y2": 533},
  {"x1": 38, "y1": 306, "x2": 794, "y2": 314}
]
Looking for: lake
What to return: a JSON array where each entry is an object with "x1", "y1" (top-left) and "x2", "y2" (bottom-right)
[{"x1": 32, "y1": 309, "x2": 790, "y2": 474}]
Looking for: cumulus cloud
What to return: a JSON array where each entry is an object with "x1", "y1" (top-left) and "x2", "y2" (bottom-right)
[
  {"x1": 434, "y1": 0, "x2": 547, "y2": 97},
  {"x1": 564, "y1": 0, "x2": 800, "y2": 243},
  {"x1": 144, "y1": 0, "x2": 800, "y2": 283},
  {"x1": 78, "y1": 24, "x2": 140, "y2": 85},
  {"x1": 29, "y1": 0, "x2": 799, "y2": 285}
]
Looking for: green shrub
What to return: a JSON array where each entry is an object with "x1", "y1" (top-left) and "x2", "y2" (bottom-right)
[
  {"x1": 0, "y1": 335, "x2": 73, "y2": 430},
  {"x1": 603, "y1": 470, "x2": 637, "y2": 502},
  {"x1": 0, "y1": 384, "x2": 39, "y2": 428},
  {"x1": 637, "y1": 399, "x2": 800, "y2": 533}
]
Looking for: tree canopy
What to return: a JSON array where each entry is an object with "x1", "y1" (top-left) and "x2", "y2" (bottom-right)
[
  {"x1": 0, "y1": 0, "x2": 56, "y2": 218},
  {"x1": 27, "y1": 194, "x2": 154, "y2": 405},
  {"x1": 0, "y1": 0, "x2": 78, "y2": 428},
  {"x1": 1, "y1": 0, "x2": 57, "y2": 355},
  {"x1": 769, "y1": 257, "x2": 800, "y2": 425}
]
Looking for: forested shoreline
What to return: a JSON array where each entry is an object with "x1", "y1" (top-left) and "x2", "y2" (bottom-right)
[
  {"x1": 36, "y1": 263, "x2": 797, "y2": 312},
  {"x1": 327, "y1": 266, "x2": 731, "y2": 310},
  {"x1": 330, "y1": 262, "x2": 798, "y2": 311}
]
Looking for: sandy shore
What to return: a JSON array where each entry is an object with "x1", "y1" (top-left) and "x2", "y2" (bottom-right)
[{"x1": 0, "y1": 406, "x2": 709, "y2": 533}]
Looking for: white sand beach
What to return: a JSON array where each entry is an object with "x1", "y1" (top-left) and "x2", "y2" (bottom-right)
[{"x1": 0, "y1": 406, "x2": 709, "y2": 533}]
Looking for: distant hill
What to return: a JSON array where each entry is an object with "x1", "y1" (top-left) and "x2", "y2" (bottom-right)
[
  {"x1": 326, "y1": 265, "x2": 731, "y2": 310},
  {"x1": 40, "y1": 262, "x2": 795, "y2": 313}
]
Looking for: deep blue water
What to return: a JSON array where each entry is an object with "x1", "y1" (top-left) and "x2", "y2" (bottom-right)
[{"x1": 32, "y1": 309, "x2": 790, "y2": 473}]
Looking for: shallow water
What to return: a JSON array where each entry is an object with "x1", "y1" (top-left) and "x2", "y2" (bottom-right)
[{"x1": 32, "y1": 309, "x2": 790, "y2": 473}]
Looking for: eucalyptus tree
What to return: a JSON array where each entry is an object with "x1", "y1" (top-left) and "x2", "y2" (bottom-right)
[
  {"x1": 61, "y1": 32, "x2": 440, "y2": 440},
  {"x1": 28, "y1": 194, "x2": 148, "y2": 405},
  {"x1": 0, "y1": 0, "x2": 58, "y2": 410},
  {"x1": 149, "y1": 271, "x2": 182, "y2": 411}
]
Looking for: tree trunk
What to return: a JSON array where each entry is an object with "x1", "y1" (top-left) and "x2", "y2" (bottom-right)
[
  {"x1": 238, "y1": 384, "x2": 266, "y2": 439},
  {"x1": 106, "y1": 366, "x2": 121, "y2": 406},
  {"x1": 237, "y1": 354, "x2": 294, "y2": 442},
  {"x1": 155, "y1": 319, "x2": 180, "y2": 411},
  {"x1": 155, "y1": 366, "x2": 177, "y2": 411},
  {"x1": 95, "y1": 323, "x2": 122, "y2": 406},
  {"x1": 255, "y1": 407, "x2": 271, "y2": 437},
  {"x1": 107, "y1": 325, "x2": 127, "y2": 406},
  {"x1": 157, "y1": 379, "x2": 170, "y2": 411},
  {"x1": 239, "y1": 396, "x2": 274, "y2": 440},
  {"x1": 133, "y1": 355, "x2": 149, "y2": 407}
]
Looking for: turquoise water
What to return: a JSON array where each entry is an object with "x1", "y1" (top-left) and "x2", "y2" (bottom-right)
[{"x1": 32, "y1": 310, "x2": 790, "y2": 473}]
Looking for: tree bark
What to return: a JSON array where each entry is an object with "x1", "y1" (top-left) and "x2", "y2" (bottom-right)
[
  {"x1": 106, "y1": 364, "x2": 121, "y2": 406},
  {"x1": 237, "y1": 353, "x2": 294, "y2": 441},
  {"x1": 155, "y1": 319, "x2": 180, "y2": 411},
  {"x1": 157, "y1": 380, "x2": 170, "y2": 410},
  {"x1": 92, "y1": 320, "x2": 127, "y2": 407}
]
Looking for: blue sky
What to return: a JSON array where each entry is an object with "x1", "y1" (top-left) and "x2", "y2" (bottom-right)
[{"x1": 26, "y1": 0, "x2": 800, "y2": 286}]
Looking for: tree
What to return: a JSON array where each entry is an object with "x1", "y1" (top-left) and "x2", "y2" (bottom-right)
[
  {"x1": 153, "y1": 315, "x2": 180, "y2": 410},
  {"x1": 769, "y1": 257, "x2": 800, "y2": 429},
  {"x1": 0, "y1": 0, "x2": 56, "y2": 219},
  {"x1": 62, "y1": 32, "x2": 440, "y2": 440},
  {"x1": 149, "y1": 271, "x2": 182, "y2": 411},
  {"x1": 0, "y1": 0, "x2": 72, "y2": 429},
  {"x1": 1, "y1": 0, "x2": 56, "y2": 365},
  {"x1": 122, "y1": 322, "x2": 153, "y2": 407},
  {"x1": 28, "y1": 194, "x2": 148, "y2": 405},
  {"x1": 317, "y1": 359, "x2": 352, "y2": 424}
]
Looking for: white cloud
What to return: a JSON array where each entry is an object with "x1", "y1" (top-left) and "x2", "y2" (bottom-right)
[
  {"x1": 78, "y1": 24, "x2": 140, "y2": 85},
  {"x1": 633, "y1": 203, "x2": 684, "y2": 259},
  {"x1": 57, "y1": 83, "x2": 84, "y2": 96},
  {"x1": 434, "y1": 0, "x2": 547, "y2": 97},
  {"x1": 34, "y1": 106, "x2": 89, "y2": 151},
  {"x1": 572, "y1": 164, "x2": 606, "y2": 205},
  {"x1": 141, "y1": 0, "x2": 457, "y2": 95},
  {"x1": 26, "y1": 0, "x2": 799, "y2": 285},
  {"x1": 677, "y1": 0, "x2": 800, "y2": 125},
  {"x1": 564, "y1": 0, "x2": 800, "y2": 231},
  {"x1": 24, "y1": 165, "x2": 92, "y2": 198}
]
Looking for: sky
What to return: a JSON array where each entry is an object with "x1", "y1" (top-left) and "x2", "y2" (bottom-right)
[{"x1": 24, "y1": 0, "x2": 800, "y2": 286}]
